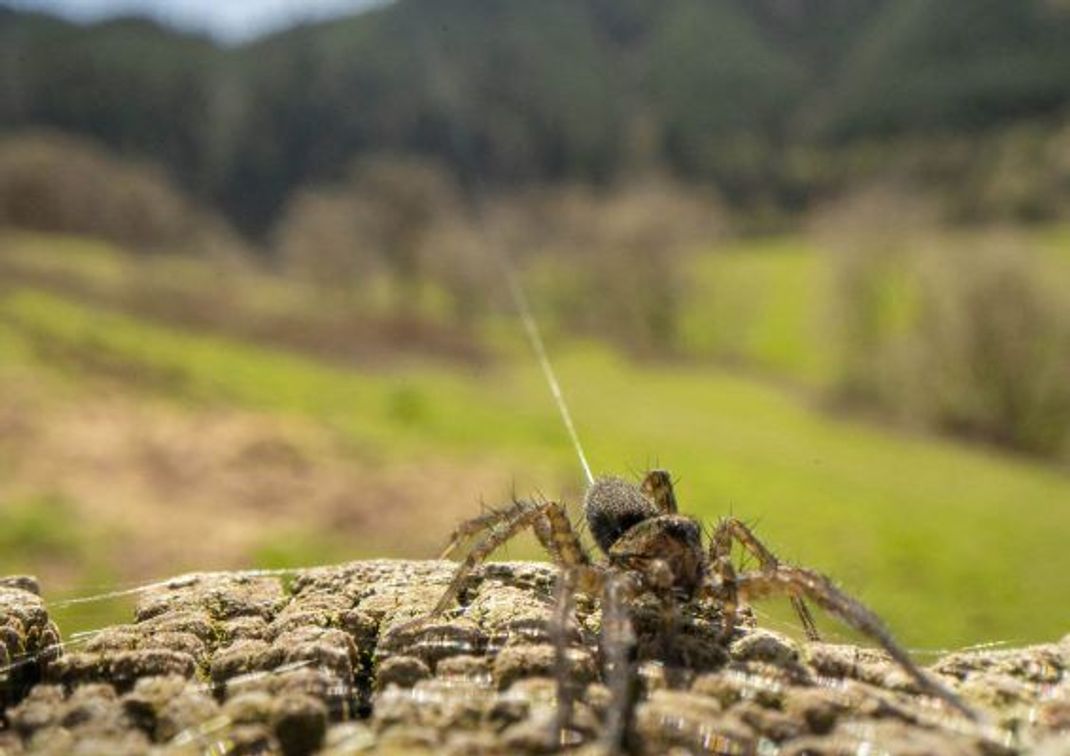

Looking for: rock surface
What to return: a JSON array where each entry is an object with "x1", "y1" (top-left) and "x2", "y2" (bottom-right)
[{"x1": 0, "y1": 560, "x2": 1067, "y2": 754}]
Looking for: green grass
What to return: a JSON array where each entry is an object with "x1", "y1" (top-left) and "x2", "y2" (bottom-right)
[
  {"x1": 251, "y1": 528, "x2": 372, "y2": 572},
  {"x1": 0, "y1": 492, "x2": 84, "y2": 564},
  {"x1": 0, "y1": 288, "x2": 567, "y2": 460},
  {"x1": 0, "y1": 491, "x2": 123, "y2": 635},
  {"x1": 681, "y1": 238, "x2": 831, "y2": 384},
  {"x1": 0, "y1": 231, "x2": 131, "y2": 288},
  {"x1": 2, "y1": 283, "x2": 1069, "y2": 647},
  {"x1": 681, "y1": 226, "x2": 1070, "y2": 386}
]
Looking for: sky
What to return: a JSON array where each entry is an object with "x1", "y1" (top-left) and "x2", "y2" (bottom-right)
[{"x1": 6, "y1": 0, "x2": 387, "y2": 42}]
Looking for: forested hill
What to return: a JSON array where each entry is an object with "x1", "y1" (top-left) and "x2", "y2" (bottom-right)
[{"x1": 3, "y1": 0, "x2": 1070, "y2": 234}]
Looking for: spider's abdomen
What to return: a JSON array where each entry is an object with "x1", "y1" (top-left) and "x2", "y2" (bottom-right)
[{"x1": 584, "y1": 476, "x2": 659, "y2": 555}]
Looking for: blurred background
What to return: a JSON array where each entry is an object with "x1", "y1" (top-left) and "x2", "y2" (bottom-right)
[{"x1": 1, "y1": 0, "x2": 1069, "y2": 646}]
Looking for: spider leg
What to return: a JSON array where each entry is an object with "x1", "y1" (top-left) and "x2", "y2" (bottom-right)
[
  {"x1": 711, "y1": 517, "x2": 821, "y2": 641},
  {"x1": 432, "y1": 499, "x2": 592, "y2": 617},
  {"x1": 601, "y1": 572, "x2": 641, "y2": 754},
  {"x1": 544, "y1": 561, "x2": 614, "y2": 749},
  {"x1": 431, "y1": 499, "x2": 542, "y2": 615},
  {"x1": 439, "y1": 507, "x2": 515, "y2": 559},
  {"x1": 443, "y1": 504, "x2": 598, "y2": 746},
  {"x1": 641, "y1": 469, "x2": 678, "y2": 514},
  {"x1": 532, "y1": 500, "x2": 592, "y2": 571},
  {"x1": 709, "y1": 545, "x2": 740, "y2": 641},
  {"x1": 552, "y1": 569, "x2": 578, "y2": 741},
  {"x1": 736, "y1": 566, "x2": 979, "y2": 721}
]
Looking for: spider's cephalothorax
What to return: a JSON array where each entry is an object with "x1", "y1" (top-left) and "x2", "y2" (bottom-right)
[
  {"x1": 421, "y1": 468, "x2": 978, "y2": 749},
  {"x1": 586, "y1": 475, "x2": 705, "y2": 600}
]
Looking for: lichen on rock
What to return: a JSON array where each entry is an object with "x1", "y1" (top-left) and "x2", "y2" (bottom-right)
[
  {"x1": 0, "y1": 561, "x2": 1067, "y2": 754},
  {"x1": 1, "y1": 579, "x2": 62, "y2": 713}
]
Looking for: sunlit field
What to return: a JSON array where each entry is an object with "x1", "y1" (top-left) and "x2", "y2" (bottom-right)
[{"x1": 2, "y1": 231, "x2": 1068, "y2": 647}]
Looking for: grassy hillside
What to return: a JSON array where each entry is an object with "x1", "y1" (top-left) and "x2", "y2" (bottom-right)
[
  {"x1": 2, "y1": 232, "x2": 1069, "y2": 647},
  {"x1": 681, "y1": 238, "x2": 829, "y2": 383}
]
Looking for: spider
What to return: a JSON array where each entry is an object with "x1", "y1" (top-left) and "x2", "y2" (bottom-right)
[{"x1": 419, "y1": 469, "x2": 977, "y2": 748}]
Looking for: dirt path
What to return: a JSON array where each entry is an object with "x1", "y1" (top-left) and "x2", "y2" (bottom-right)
[{"x1": 0, "y1": 381, "x2": 514, "y2": 589}]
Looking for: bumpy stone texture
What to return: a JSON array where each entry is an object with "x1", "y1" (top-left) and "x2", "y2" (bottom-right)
[
  {"x1": 0, "y1": 561, "x2": 1066, "y2": 754},
  {"x1": 1, "y1": 579, "x2": 62, "y2": 713}
]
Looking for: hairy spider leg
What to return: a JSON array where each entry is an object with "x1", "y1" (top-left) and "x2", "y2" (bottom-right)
[
  {"x1": 436, "y1": 501, "x2": 610, "y2": 746},
  {"x1": 599, "y1": 572, "x2": 641, "y2": 754},
  {"x1": 709, "y1": 543, "x2": 740, "y2": 642},
  {"x1": 551, "y1": 568, "x2": 582, "y2": 743},
  {"x1": 735, "y1": 565, "x2": 979, "y2": 722},
  {"x1": 640, "y1": 469, "x2": 678, "y2": 514},
  {"x1": 432, "y1": 499, "x2": 591, "y2": 617},
  {"x1": 532, "y1": 501, "x2": 593, "y2": 570},
  {"x1": 439, "y1": 507, "x2": 515, "y2": 560},
  {"x1": 711, "y1": 517, "x2": 821, "y2": 641}
]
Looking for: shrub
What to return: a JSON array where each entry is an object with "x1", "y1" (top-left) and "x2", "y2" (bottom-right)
[
  {"x1": 825, "y1": 224, "x2": 1070, "y2": 459},
  {"x1": 274, "y1": 155, "x2": 494, "y2": 324},
  {"x1": 515, "y1": 178, "x2": 728, "y2": 354},
  {"x1": 274, "y1": 185, "x2": 383, "y2": 292},
  {"x1": 275, "y1": 164, "x2": 727, "y2": 341},
  {"x1": 0, "y1": 131, "x2": 235, "y2": 253},
  {"x1": 912, "y1": 241, "x2": 1070, "y2": 454}
]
